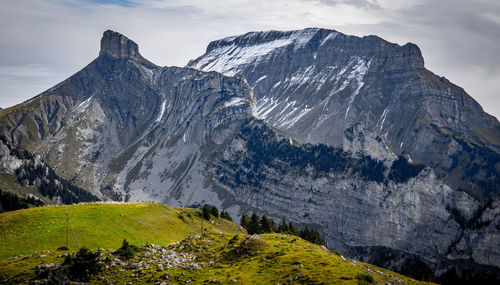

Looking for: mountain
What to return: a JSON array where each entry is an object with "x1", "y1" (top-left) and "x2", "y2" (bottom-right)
[
  {"x1": 0, "y1": 134, "x2": 98, "y2": 212},
  {"x1": 0, "y1": 31, "x2": 254, "y2": 200},
  {"x1": 0, "y1": 30, "x2": 498, "y2": 282},
  {"x1": 188, "y1": 28, "x2": 500, "y2": 200},
  {"x1": 0, "y1": 203, "x2": 431, "y2": 285}
]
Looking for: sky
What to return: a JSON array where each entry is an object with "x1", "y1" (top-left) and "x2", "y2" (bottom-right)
[{"x1": 0, "y1": 0, "x2": 499, "y2": 119}]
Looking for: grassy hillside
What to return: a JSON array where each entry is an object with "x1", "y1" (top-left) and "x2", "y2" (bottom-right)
[
  {"x1": 0, "y1": 234, "x2": 433, "y2": 285},
  {"x1": 0, "y1": 202, "x2": 433, "y2": 284},
  {"x1": 0, "y1": 202, "x2": 243, "y2": 260}
]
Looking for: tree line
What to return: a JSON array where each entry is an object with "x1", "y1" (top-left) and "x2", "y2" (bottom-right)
[
  {"x1": 16, "y1": 162, "x2": 99, "y2": 204},
  {"x1": 0, "y1": 189, "x2": 43, "y2": 213},
  {"x1": 1, "y1": 133, "x2": 99, "y2": 206},
  {"x1": 240, "y1": 212, "x2": 325, "y2": 246},
  {"x1": 199, "y1": 203, "x2": 325, "y2": 246},
  {"x1": 202, "y1": 204, "x2": 233, "y2": 222},
  {"x1": 216, "y1": 121, "x2": 426, "y2": 194}
]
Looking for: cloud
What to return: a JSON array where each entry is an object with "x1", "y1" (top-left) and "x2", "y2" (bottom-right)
[
  {"x1": 0, "y1": 0, "x2": 498, "y2": 119},
  {"x1": 0, "y1": 65, "x2": 53, "y2": 77}
]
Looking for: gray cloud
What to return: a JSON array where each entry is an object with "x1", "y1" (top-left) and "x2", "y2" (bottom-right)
[{"x1": 0, "y1": 0, "x2": 498, "y2": 119}]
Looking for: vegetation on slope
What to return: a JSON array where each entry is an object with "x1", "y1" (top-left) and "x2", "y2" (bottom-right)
[
  {"x1": 0, "y1": 202, "x2": 434, "y2": 284},
  {"x1": 0, "y1": 188, "x2": 43, "y2": 212},
  {"x1": 240, "y1": 212, "x2": 325, "y2": 246},
  {"x1": 0, "y1": 202, "x2": 243, "y2": 260},
  {"x1": 0, "y1": 172, "x2": 53, "y2": 213},
  {"x1": 0, "y1": 134, "x2": 99, "y2": 209},
  {"x1": 0, "y1": 232, "x2": 433, "y2": 285},
  {"x1": 216, "y1": 120, "x2": 426, "y2": 191}
]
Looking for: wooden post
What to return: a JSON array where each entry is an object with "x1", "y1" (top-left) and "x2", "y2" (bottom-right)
[
  {"x1": 67, "y1": 214, "x2": 79, "y2": 250},
  {"x1": 201, "y1": 217, "x2": 204, "y2": 236},
  {"x1": 65, "y1": 213, "x2": 69, "y2": 248}
]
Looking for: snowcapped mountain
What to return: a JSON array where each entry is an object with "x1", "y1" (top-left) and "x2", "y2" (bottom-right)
[
  {"x1": 0, "y1": 30, "x2": 498, "y2": 281},
  {"x1": 188, "y1": 28, "x2": 500, "y2": 200}
]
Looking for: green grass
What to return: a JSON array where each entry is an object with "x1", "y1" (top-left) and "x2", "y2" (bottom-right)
[
  {"x1": 0, "y1": 202, "x2": 244, "y2": 260},
  {"x1": 0, "y1": 232, "x2": 434, "y2": 284},
  {"x1": 0, "y1": 203, "x2": 434, "y2": 284}
]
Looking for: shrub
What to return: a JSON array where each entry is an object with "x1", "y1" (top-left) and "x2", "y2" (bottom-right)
[
  {"x1": 225, "y1": 236, "x2": 267, "y2": 260},
  {"x1": 357, "y1": 273, "x2": 374, "y2": 284},
  {"x1": 276, "y1": 249, "x2": 286, "y2": 256},
  {"x1": 211, "y1": 205, "x2": 219, "y2": 218},
  {"x1": 177, "y1": 214, "x2": 185, "y2": 222},
  {"x1": 229, "y1": 234, "x2": 239, "y2": 244},
  {"x1": 64, "y1": 247, "x2": 102, "y2": 282},
  {"x1": 114, "y1": 239, "x2": 139, "y2": 259},
  {"x1": 220, "y1": 211, "x2": 233, "y2": 221},
  {"x1": 202, "y1": 204, "x2": 211, "y2": 220}
]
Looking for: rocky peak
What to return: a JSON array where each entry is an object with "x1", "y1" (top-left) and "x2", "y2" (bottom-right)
[
  {"x1": 206, "y1": 28, "x2": 321, "y2": 52},
  {"x1": 99, "y1": 30, "x2": 141, "y2": 60},
  {"x1": 99, "y1": 30, "x2": 157, "y2": 69},
  {"x1": 399, "y1": 42, "x2": 425, "y2": 68}
]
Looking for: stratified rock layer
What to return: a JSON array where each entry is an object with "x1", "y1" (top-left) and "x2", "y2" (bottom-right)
[
  {"x1": 0, "y1": 29, "x2": 498, "y2": 281},
  {"x1": 188, "y1": 28, "x2": 500, "y2": 199}
]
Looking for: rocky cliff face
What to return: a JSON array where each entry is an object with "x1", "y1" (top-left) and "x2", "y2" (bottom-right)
[
  {"x1": 188, "y1": 28, "x2": 500, "y2": 200},
  {"x1": 0, "y1": 30, "x2": 498, "y2": 281},
  {"x1": 0, "y1": 30, "x2": 162, "y2": 193},
  {"x1": 206, "y1": 120, "x2": 499, "y2": 272},
  {"x1": 0, "y1": 30, "x2": 256, "y2": 201},
  {"x1": 0, "y1": 134, "x2": 98, "y2": 205},
  {"x1": 104, "y1": 66, "x2": 256, "y2": 203}
]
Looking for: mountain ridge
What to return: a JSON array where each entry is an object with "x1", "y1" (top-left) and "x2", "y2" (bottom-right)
[
  {"x1": 188, "y1": 27, "x2": 500, "y2": 199},
  {"x1": 0, "y1": 29, "x2": 498, "y2": 282}
]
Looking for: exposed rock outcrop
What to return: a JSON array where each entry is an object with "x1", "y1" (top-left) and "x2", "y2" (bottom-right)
[
  {"x1": 0, "y1": 29, "x2": 498, "y2": 281},
  {"x1": 188, "y1": 28, "x2": 500, "y2": 200}
]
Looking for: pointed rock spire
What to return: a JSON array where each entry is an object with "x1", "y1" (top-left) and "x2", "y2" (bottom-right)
[
  {"x1": 99, "y1": 30, "x2": 141, "y2": 59},
  {"x1": 99, "y1": 30, "x2": 156, "y2": 67}
]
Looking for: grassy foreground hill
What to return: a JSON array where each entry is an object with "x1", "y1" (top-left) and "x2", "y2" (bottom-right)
[
  {"x1": 0, "y1": 203, "x2": 433, "y2": 284},
  {"x1": 0, "y1": 202, "x2": 242, "y2": 260}
]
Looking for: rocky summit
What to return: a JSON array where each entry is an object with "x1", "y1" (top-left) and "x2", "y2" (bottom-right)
[
  {"x1": 188, "y1": 28, "x2": 500, "y2": 200},
  {"x1": 0, "y1": 29, "x2": 499, "y2": 282}
]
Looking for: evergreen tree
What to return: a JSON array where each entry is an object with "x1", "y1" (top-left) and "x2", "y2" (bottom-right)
[
  {"x1": 298, "y1": 227, "x2": 325, "y2": 245},
  {"x1": 277, "y1": 217, "x2": 289, "y2": 233},
  {"x1": 238, "y1": 212, "x2": 326, "y2": 246},
  {"x1": 202, "y1": 204, "x2": 211, "y2": 220},
  {"x1": 270, "y1": 218, "x2": 276, "y2": 232},
  {"x1": 114, "y1": 239, "x2": 139, "y2": 259},
  {"x1": 260, "y1": 214, "x2": 274, "y2": 233},
  {"x1": 299, "y1": 226, "x2": 311, "y2": 241},
  {"x1": 248, "y1": 212, "x2": 261, "y2": 234},
  {"x1": 240, "y1": 214, "x2": 250, "y2": 231},
  {"x1": 211, "y1": 205, "x2": 219, "y2": 218},
  {"x1": 64, "y1": 247, "x2": 102, "y2": 282},
  {"x1": 288, "y1": 221, "x2": 297, "y2": 235},
  {"x1": 220, "y1": 211, "x2": 233, "y2": 221}
]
